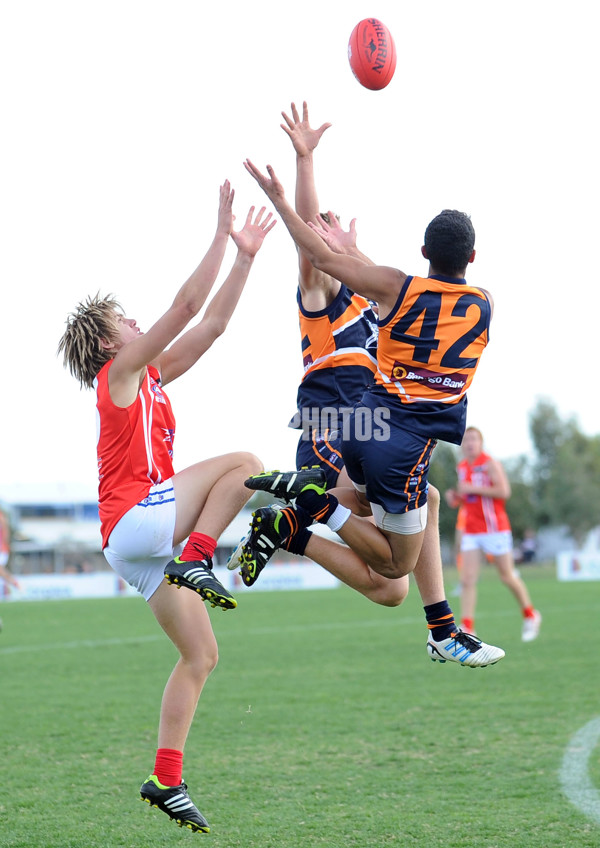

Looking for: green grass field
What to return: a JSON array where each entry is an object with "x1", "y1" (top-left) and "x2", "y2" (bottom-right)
[{"x1": 1, "y1": 564, "x2": 598, "y2": 848}]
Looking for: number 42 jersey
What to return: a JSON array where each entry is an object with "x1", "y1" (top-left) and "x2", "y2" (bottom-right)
[{"x1": 366, "y1": 274, "x2": 491, "y2": 445}]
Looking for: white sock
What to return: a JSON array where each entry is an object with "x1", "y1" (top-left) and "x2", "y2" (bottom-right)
[{"x1": 326, "y1": 504, "x2": 351, "y2": 532}]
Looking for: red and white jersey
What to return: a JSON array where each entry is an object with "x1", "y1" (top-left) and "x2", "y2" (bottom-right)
[
  {"x1": 95, "y1": 361, "x2": 176, "y2": 548},
  {"x1": 0, "y1": 511, "x2": 9, "y2": 555},
  {"x1": 457, "y1": 451, "x2": 511, "y2": 534}
]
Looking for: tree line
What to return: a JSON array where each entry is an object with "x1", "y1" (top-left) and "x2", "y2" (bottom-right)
[{"x1": 429, "y1": 398, "x2": 600, "y2": 547}]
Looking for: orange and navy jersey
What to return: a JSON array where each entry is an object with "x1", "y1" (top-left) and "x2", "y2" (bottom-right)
[
  {"x1": 95, "y1": 361, "x2": 176, "y2": 548},
  {"x1": 457, "y1": 451, "x2": 511, "y2": 534},
  {"x1": 293, "y1": 284, "x2": 379, "y2": 421},
  {"x1": 366, "y1": 274, "x2": 491, "y2": 444}
]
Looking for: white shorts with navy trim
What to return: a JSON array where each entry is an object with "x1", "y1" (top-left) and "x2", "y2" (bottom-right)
[{"x1": 103, "y1": 481, "x2": 181, "y2": 601}]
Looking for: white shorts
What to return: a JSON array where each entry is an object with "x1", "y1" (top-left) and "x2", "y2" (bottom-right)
[
  {"x1": 103, "y1": 481, "x2": 182, "y2": 601},
  {"x1": 0, "y1": 552, "x2": 9, "y2": 567},
  {"x1": 461, "y1": 530, "x2": 513, "y2": 557}
]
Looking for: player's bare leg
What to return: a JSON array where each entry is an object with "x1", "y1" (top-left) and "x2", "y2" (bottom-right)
[
  {"x1": 494, "y1": 552, "x2": 532, "y2": 608},
  {"x1": 172, "y1": 452, "x2": 263, "y2": 543},
  {"x1": 409, "y1": 486, "x2": 446, "y2": 606},
  {"x1": 164, "y1": 452, "x2": 262, "y2": 608},
  {"x1": 241, "y1": 469, "x2": 505, "y2": 666},
  {"x1": 459, "y1": 549, "x2": 481, "y2": 629},
  {"x1": 303, "y1": 533, "x2": 409, "y2": 606},
  {"x1": 495, "y1": 552, "x2": 542, "y2": 641},
  {"x1": 148, "y1": 583, "x2": 218, "y2": 750},
  {"x1": 141, "y1": 582, "x2": 217, "y2": 832}
]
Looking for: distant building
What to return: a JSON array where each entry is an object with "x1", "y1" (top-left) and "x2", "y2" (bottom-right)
[
  {"x1": 0, "y1": 482, "x2": 287, "y2": 574},
  {"x1": 0, "y1": 482, "x2": 104, "y2": 574}
]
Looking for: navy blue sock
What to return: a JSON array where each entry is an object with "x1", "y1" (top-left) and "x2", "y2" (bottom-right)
[
  {"x1": 284, "y1": 527, "x2": 312, "y2": 557},
  {"x1": 274, "y1": 505, "x2": 313, "y2": 540},
  {"x1": 296, "y1": 490, "x2": 339, "y2": 524},
  {"x1": 424, "y1": 600, "x2": 456, "y2": 642}
]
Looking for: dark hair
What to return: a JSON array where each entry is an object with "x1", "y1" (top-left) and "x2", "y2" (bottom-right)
[{"x1": 424, "y1": 210, "x2": 475, "y2": 276}]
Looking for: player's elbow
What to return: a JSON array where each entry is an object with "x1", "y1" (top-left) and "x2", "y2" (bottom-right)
[
  {"x1": 202, "y1": 315, "x2": 229, "y2": 341},
  {"x1": 172, "y1": 297, "x2": 201, "y2": 326}
]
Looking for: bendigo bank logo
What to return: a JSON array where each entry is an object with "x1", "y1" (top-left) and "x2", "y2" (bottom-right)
[{"x1": 391, "y1": 361, "x2": 467, "y2": 395}]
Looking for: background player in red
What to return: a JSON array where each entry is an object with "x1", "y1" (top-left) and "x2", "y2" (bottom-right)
[
  {"x1": 445, "y1": 426, "x2": 541, "y2": 641},
  {"x1": 0, "y1": 507, "x2": 17, "y2": 586},
  {"x1": 58, "y1": 182, "x2": 275, "y2": 832},
  {"x1": 242, "y1": 158, "x2": 505, "y2": 668},
  {"x1": 0, "y1": 506, "x2": 20, "y2": 631}
]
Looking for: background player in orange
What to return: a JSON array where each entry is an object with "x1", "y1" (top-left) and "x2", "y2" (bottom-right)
[
  {"x1": 242, "y1": 158, "x2": 505, "y2": 668},
  {"x1": 58, "y1": 182, "x2": 275, "y2": 832},
  {"x1": 445, "y1": 426, "x2": 541, "y2": 641}
]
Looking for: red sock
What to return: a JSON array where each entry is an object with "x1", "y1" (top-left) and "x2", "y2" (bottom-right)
[
  {"x1": 461, "y1": 617, "x2": 475, "y2": 633},
  {"x1": 523, "y1": 606, "x2": 536, "y2": 619},
  {"x1": 179, "y1": 532, "x2": 217, "y2": 563},
  {"x1": 153, "y1": 748, "x2": 183, "y2": 787}
]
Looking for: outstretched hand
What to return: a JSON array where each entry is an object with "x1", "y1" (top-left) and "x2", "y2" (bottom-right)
[
  {"x1": 308, "y1": 212, "x2": 358, "y2": 254},
  {"x1": 216, "y1": 179, "x2": 235, "y2": 235},
  {"x1": 280, "y1": 101, "x2": 331, "y2": 157},
  {"x1": 313, "y1": 213, "x2": 359, "y2": 255},
  {"x1": 243, "y1": 160, "x2": 286, "y2": 206},
  {"x1": 231, "y1": 205, "x2": 276, "y2": 256}
]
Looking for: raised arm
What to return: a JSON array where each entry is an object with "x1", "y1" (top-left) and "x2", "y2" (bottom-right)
[
  {"x1": 158, "y1": 206, "x2": 276, "y2": 384},
  {"x1": 281, "y1": 101, "x2": 338, "y2": 304},
  {"x1": 281, "y1": 101, "x2": 331, "y2": 225},
  {"x1": 243, "y1": 160, "x2": 405, "y2": 313},
  {"x1": 106, "y1": 182, "x2": 234, "y2": 404}
]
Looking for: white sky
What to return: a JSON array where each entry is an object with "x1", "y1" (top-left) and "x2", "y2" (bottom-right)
[{"x1": 1, "y1": 0, "x2": 598, "y2": 496}]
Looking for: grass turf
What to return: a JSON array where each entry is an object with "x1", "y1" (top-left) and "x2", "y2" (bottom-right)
[{"x1": 0, "y1": 563, "x2": 598, "y2": 847}]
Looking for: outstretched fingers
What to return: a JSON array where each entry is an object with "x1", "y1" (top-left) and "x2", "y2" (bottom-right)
[
  {"x1": 247, "y1": 205, "x2": 276, "y2": 233},
  {"x1": 281, "y1": 101, "x2": 298, "y2": 132},
  {"x1": 243, "y1": 160, "x2": 283, "y2": 200},
  {"x1": 231, "y1": 204, "x2": 277, "y2": 254},
  {"x1": 254, "y1": 206, "x2": 277, "y2": 234},
  {"x1": 243, "y1": 158, "x2": 263, "y2": 184},
  {"x1": 217, "y1": 179, "x2": 235, "y2": 233},
  {"x1": 308, "y1": 215, "x2": 334, "y2": 247}
]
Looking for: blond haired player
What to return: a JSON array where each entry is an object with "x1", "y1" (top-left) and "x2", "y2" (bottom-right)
[{"x1": 58, "y1": 182, "x2": 275, "y2": 832}]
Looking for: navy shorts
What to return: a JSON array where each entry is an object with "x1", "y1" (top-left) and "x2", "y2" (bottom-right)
[
  {"x1": 341, "y1": 407, "x2": 437, "y2": 513},
  {"x1": 296, "y1": 429, "x2": 345, "y2": 490}
]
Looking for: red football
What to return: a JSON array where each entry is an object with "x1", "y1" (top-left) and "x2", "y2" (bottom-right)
[{"x1": 348, "y1": 18, "x2": 397, "y2": 91}]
